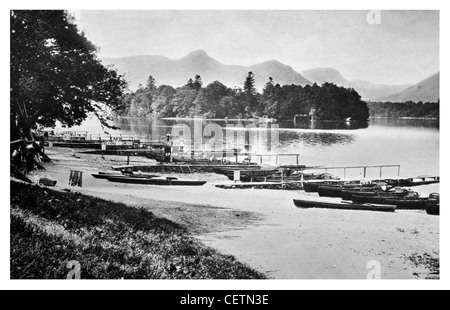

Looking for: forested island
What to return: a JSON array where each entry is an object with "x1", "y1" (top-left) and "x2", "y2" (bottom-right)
[
  {"x1": 367, "y1": 101, "x2": 439, "y2": 119},
  {"x1": 119, "y1": 73, "x2": 370, "y2": 122}
]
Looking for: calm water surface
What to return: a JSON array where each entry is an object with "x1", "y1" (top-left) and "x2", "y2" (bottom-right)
[{"x1": 56, "y1": 116, "x2": 439, "y2": 186}]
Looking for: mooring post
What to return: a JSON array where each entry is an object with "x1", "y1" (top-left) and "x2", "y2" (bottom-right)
[
  {"x1": 380, "y1": 166, "x2": 383, "y2": 178},
  {"x1": 363, "y1": 167, "x2": 367, "y2": 178}
]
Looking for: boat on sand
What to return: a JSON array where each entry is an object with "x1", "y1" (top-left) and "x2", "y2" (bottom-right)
[{"x1": 293, "y1": 198, "x2": 396, "y2": 212}]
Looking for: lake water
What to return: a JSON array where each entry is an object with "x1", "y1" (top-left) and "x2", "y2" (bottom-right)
[{"x1": 55, "y1": 116, "x2": 440, "y2": 193}]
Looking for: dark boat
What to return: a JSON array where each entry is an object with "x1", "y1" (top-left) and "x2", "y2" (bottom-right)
[
  {"x1": 303, "y1": 181, "x2": 342, "y2": 192},
  {"x1": 374, "y1": 176, "x2": 439, "y2": 187},
  {"x1": 318, "y1": 184, "x2": 382, "y2": 198},
  {"x1": 293, "y1": 198, "x2": 396, "y2": 213},
  {"x1": 91, "y1": 172, "x2": 122, "y2": 179},
  {"x1": 106, "y1": 175, "x2": 207, "y2": 186},
  {"x1": 426, "y1": 204, "x2": 440, "y2": 215},
  {"x1": 351, "y1": 191, "x2": 432, "y2": 210},
  {"x1": 426, "y1": 193, "x2": 440, "y2": 215},
  {"x1": 340, "y1": 186, "x2": 409, "y2": 201},
  {"x1": 220, "y1": 169, "x2": 279, "y2": 182}
]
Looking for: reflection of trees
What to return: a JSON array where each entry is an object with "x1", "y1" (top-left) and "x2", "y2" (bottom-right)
[
  {"x1": 288, "y1": 119, "x2": 369, "y2": 130},
  {"x1": 278, "y1": 131, "x2": 355, "y2": 148},
  {"x1": 112, "y1": 117, "x2": 356, "y2": 148}
]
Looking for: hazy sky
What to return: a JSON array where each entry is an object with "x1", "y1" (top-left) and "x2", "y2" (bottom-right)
[{"x1": 73, "y1": 10, "x2": 439, "y2": 85}]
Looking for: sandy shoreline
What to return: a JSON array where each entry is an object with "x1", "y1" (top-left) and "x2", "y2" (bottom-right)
[{"x1": 27, "y1": 147, "x2": 439, "y2": 279}]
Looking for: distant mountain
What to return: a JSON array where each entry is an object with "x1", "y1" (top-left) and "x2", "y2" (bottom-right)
[
  {"x1": 301, "y1": 67, "x2": 412, "y2": 101},
  {"x1": 103, "y1": 50, "x2": 311, "y2": 91},
  {"x1": 351, "y1": 80, "x2": 413, "y2": 101},
  {"x1": 301, "y1": 68, "x2": 353, "y2": 88},
  {"x1": 376, "y1": 72, "x2": 440, "y2": 103}
]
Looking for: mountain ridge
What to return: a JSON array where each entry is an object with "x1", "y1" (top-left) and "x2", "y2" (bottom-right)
[
  {"x1": 376, "y1": 72, "x2": 439, "y2": 103},
  {"x1": 102, "y1": 50, "x2": 434, "y2": 102},
  {"x1": 103, "y1": 50, "x2": 311, "y2": 91}
]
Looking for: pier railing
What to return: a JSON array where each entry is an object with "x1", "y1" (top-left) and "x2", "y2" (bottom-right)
[{"x1": 307, "y1": 164, "x2": 401, "y2": 180}]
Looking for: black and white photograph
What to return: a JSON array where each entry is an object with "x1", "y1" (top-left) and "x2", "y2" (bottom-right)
[{"x1": 5, "y1": 0, "x2": 447, "y2": 292}]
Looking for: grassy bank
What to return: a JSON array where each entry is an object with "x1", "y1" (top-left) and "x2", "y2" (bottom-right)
[{"x1": 10, "y1": 181, "x2": 265, "y2": 279}]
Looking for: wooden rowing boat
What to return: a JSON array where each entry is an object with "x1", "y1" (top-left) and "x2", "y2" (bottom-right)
[
  {"x1": 293, "y1": 198, "x2": 396, "y2": 212},
  {"x1": 318, "y1": 184, "x2": 382, "y2": 198},
  {"x1": 303, "y1": 181, "x2": 342, "y2": 192},
  {"x1": 351, "y1": 195, "x2": 428, "y2": 210},
  {"x1": 426, "y1": 193, "x2": 440, "y2": 215},
  {"x1": 340, "y1": 187, "x2": 410, "y2": 201},
  {"x1": 105, "y1": 175, "x2": 207, "y2": 186},
  {"x1": 426, "y1": 203, "x2": 440, "y2": 215}
]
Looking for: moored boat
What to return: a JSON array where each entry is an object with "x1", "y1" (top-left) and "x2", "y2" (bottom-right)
[
  {"x1": 340, "y1": 186, "x2": 410, "y2": 201},
  {"x1": 350, "y1": 191, "x2": 433, "y2": 210},
  {"x1": 426, "y1": 193, "x2": 440, "y2": 215},
  {"x1": 106, "y1": 175, "x2": 207, "y2": 186},
  {"x1": 318, "y1": 183, "x2": 383, "y2": 198},
  {"x1": 293, "y1": 198, "x2": 396, "y2": 212}
]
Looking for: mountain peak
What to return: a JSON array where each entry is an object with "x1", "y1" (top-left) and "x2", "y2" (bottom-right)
[
  {"x1": 183, "y1": 50, "x2": 209, "y2": 59},
  {"x1": 301, "y1": 67, "x2": 351, "y2": 87}
]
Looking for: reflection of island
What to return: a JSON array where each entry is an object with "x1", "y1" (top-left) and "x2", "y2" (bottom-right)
[
  {"x1": 278, "y1": 131, "x2": 355, "y2": 148},
  {"x1": 113, "y1": 117, "x2": 359, "y2": 149},
  {"x1": 287, "y1": 118, "x2": 369, "y2": 130}
]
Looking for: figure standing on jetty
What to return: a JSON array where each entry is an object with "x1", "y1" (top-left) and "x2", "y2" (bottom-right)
[{"x1": 164, "y1": 132, "x2": 172, "y2": 162}]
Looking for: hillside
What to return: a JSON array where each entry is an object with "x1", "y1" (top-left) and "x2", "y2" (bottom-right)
[
  {"x1": 377, "y1": 72, "x2": 440, "y2": 103},
  {"x1": 103, "y1": 50, "x2": 311, "y2": 91},
  {"x1": 301, "y1": 68, "x2": 353, "y2": 88},
  {"x1": 301, "y1": 68, "x2": 412, "y2": 101}
]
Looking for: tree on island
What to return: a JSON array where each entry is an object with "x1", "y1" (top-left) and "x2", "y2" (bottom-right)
[
  {"x1": 10, "y1": 10, "x2": 128, "y2": 142},
  {"x1": 243, "y1": 72, "x2": 258, "y2": 116}
]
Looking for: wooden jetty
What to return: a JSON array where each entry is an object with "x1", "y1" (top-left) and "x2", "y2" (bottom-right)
[{"x1": 111, "y1": 163, "x2": 264, "y2": 174}]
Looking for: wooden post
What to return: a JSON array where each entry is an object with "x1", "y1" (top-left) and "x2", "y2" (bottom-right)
[
  {"x1": 296, "y1": 155, "x2": 299, "y2": 165},
  {"x1": 380, "y1": 166, "x2": 383, "y2": 178},
  {"x1": 127, "y1": 155, "x2": 130, "y2": 165},
  {"x1": 363, "y1": 167, "x2": 367, "y2": 178},
  {"x1": 344, "y1": 168, "x2": 346, "y2": 180}
]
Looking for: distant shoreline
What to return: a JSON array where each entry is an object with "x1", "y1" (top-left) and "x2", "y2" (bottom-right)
[{"x1": 369, "y1": 116, "x2": 439, "y2": 120}]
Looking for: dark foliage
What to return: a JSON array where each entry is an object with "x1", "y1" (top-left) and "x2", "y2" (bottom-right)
[
  {"x1": 10, "y1": 10, "x2": 128, "y2": 140},
  {"x1": 367, "y1": 101, "x2": 439, "y2": 119},
  {"x1": 119, "y1": 76, "x2": 370, "y2": 121}
]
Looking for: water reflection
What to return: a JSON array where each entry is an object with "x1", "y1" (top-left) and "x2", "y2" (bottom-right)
[
  {"x1": 278, "y1": 131, "x2": 355, "y2": 148},
  {"x1": 112, "y1": 117, "x2": 358, "y2": 150},
  {"x1": 287, "y1": 118, "x2": 369, "y2": 130},
  {"x1": 369, "y1": 118, "x2": 439, "y2": 130}
]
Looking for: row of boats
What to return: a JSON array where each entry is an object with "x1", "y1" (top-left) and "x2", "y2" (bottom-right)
[
  {"x1": 91, "y1": 171, "x2": 207, "y2": 186},
  {"x1": 295, "y1": 181, "x2": 440, "y2": 215},
  {"x1": 214, "y1": 167, "x2": 337, "y2": 182}
]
